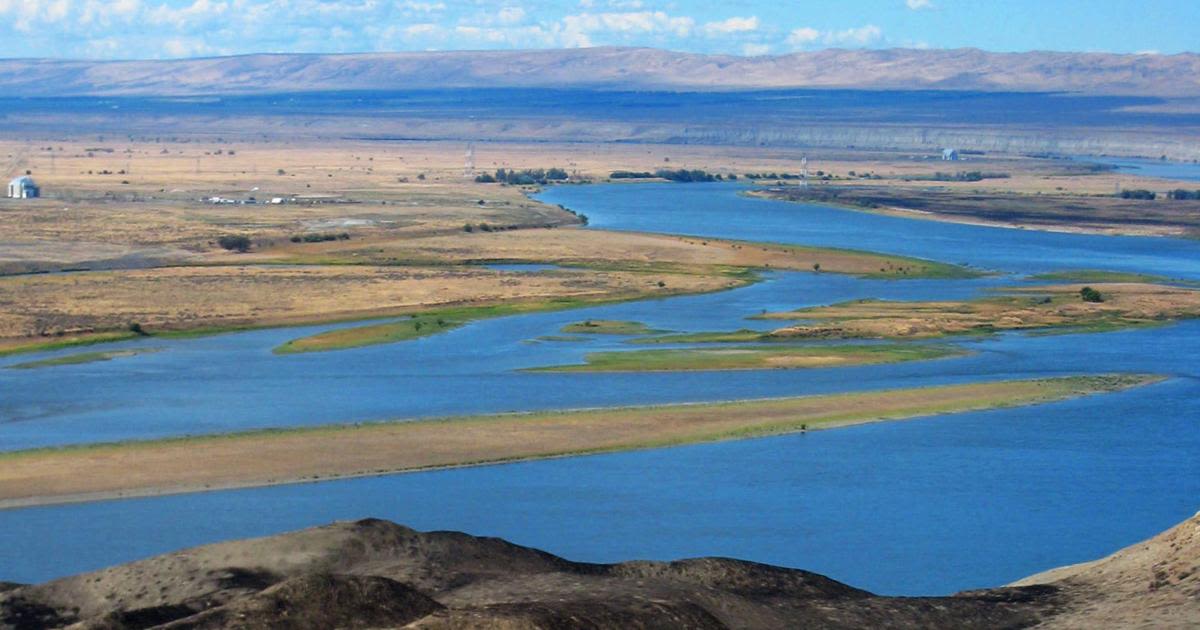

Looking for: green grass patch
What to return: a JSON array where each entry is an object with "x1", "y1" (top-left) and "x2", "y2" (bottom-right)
[
  {"x1": 275, "y1": 315, "x2": 462, "y2": 354},
  {"x1": 1028, "y1": 269, "x2": 1199, "y2": 286},
  {"x1": 7, "y1": 348, "x2": 162, "y2": 370},
  {"x1": 0, "y1": 331, "x2": 142, "y2": 358},
  {"x1": 560, "y1": 320, "x2": 660, "y2": 335},
  {"x1": 631, "y1": 328, "x2": 771, "y2": 344},
  {"x1": 527, "y1": 343, "x2": 965, "y2": 373},
  {"x1": 273, "y1": 293, "x2": 712, "y2": 354}
]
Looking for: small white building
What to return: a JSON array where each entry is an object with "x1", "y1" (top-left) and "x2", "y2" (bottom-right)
[
  {"x1": 7, "y1": 176, "x2": 39, "y2": 199},
  {"x1": 942, "y1": 148, "x2": 960, "y2": 161}
]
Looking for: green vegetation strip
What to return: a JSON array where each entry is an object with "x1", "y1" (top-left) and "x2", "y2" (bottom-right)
[
  {"x1": 275, "y1": 315, "x2": 462, "y2": 354},
  {"x1": 527, "y1": 343, "x2": 966, "y2": 372},
  {"x1": 0, "y1": 331, "x2": 142, "y2": 358},
  {"x1": 0, "y1": 375, "x2": 1161, "y2": 507},
  {"x1": 632, "y1": 328, "x2": 774, "y2": 344},
  {"x1": 274, "y1": 296, "x2": 684, "y2": 354},
  {"x1": 725, "y1": 239, "x2": 983, "y2": 280},
  {"x1": 1027, "y1": 270, "x2": 1199, "y2": 286},
  {"x1": 7, "y1": 348, "x2": 161, "y2": 370},
  {"x1": 560, "y1": 320, "x2": 660, "y2": 335}
]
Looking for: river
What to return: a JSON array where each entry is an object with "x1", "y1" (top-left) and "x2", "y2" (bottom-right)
[{"x1": 1, "y1": 182, "x2": 1198, "y2": 595}]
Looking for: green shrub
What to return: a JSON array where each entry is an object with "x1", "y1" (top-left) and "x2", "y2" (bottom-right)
[{"x1": 217, "y1": 235, "x2": 252, "y2": 252}]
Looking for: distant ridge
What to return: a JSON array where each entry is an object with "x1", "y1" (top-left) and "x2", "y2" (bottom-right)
[{"x1": 1, "y1": 47, "x2": 1199, "y2": 97}]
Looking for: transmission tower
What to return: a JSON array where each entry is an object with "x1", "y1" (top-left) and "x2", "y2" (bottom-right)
[
  {"x1": 799, "y1": 156, "x2": 809, "y2": 188},
  {"x1": 464, "y1": 142, "x2": 476, "y2": 178}
]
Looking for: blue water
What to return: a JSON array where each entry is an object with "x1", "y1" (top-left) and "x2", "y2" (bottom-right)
[
  {"x1": 539, "y1": 183, "x2": 1200, "y2": 279},
  {"x1": 1, "y1": 182, "x2": 1198, "y2": 595},
  {"x1": 1079, "y1": 155, "x2": 1200, "y2": 183}
]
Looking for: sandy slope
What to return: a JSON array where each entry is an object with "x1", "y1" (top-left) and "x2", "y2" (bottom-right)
[{"x1": 1015, "y1": 511, "x2": 1200, "y2": 629}]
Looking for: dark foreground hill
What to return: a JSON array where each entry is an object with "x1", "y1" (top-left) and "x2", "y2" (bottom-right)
[
  {"x1": 2, "y1": 512, "x2": 1198, "y2": 629},
  {"x1": 3, "y1": 47, "x2": 1200, "y2": 98}
]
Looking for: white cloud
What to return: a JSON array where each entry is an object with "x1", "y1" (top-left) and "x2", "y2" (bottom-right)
[
  {"x1": 148, "y1": 0, "x2": 230, "y2": 28},
  {"x1": 905, "y1": 0, "x2": 934, "y2": 9},
  {"x1": 561, "y1": 11, "x2": 694, "y2": 38},
  {"x1": 111, "y1": 0, "x2": 141, "y2": 17},
  {"x1": 787, "y1": 24, "x2": 883, "y2": 49},
  {"x1": 397, "y1": 1, "x2": 445, "y2": 12},
  {"x1": 701, "y1": 15, "x2": 758, "y2": 36},
  {"x1": 742, "y1": 42, "x2": 769, "y2": 56},
  {"x1": 495, "y1": 6, "x2": 525, "y2": 25},
  {"x1": 786, "y1": 27, "x2": 820, "y2": 46},
  {"x1": 404, "y1": 22, "x2": 440, "y2": 36},
  {"x1": 825, "y1": 24, "x2": 881, "y2": 45},
  {"x1": 162, "y1": 37, "x2": 214, "y2": 57},
  {"x1": 0, "y1": 0, "x2": 881, "y2": 60}
]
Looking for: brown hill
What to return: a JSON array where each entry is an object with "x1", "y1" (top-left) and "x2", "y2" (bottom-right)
[
  {"x1": 1014, "y1": 510, "x2": 1200, "y2": 629},
  {"x1": 2, "y1": 512, "x2": 1196, "y2": 629},
  {"x1": 2, "y1": 47, "x2": 1199, "y2": 97}
]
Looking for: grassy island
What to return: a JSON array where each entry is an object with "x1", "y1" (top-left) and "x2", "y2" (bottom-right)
[
  {"x1": 757, "y1": 283, "x2": 1200, "y2": 340},
  {"x1": 527, "y1": 343, "x2": 963, "y2": 372},
  {"x1": 560, "y1": 320, "x2": 659, "y2": 335},
  {"x1": 7, "y1": 348, "x2": 160, "y2": 370},
  {"x1": 0, "y1": 374, "x2": 1160, "y2": 508}
]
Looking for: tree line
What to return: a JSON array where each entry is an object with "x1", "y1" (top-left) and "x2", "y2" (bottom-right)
[{"x1": 475, "y1": 168, "x2": 569, "y2": 185}]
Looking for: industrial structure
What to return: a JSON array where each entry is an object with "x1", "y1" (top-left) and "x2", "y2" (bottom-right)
[{"x1": 7, "y1": 176, "x2": 39, "y2": 198}]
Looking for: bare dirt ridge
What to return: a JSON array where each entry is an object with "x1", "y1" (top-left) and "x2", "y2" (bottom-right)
[
  {"x1": 3, "y1": 513, "x2": 1197, "y2": 629},
  {"x1": 3, "y1": 48, "x2": 1200, "y2": 97}
]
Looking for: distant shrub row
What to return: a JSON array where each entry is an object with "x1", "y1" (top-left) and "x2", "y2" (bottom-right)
[
  {"x1": 555, "y1": 204, "x2": 589, "y2": 226},
  {"x1": 1118, "y1": 189, "x2": 1157, "y2": 200},
  {"x1": 290, "y1": 232, "x2": 350, "y2": 243},
  {"x1": 608, "y1": 169, "x2": 737, "y2": 182},
  {"x1": 921, "y1": 171, "x2": 1010, "y2": 182},
  {"x1": 744, "y1": 172, "x2": 809, "y2": 180},
  {"x1": 475, "y1": 168, "x2": 569, "y2": 185},
  {"x1": 1167, "y1": 189, "x2": 1200, "y2": 200}
]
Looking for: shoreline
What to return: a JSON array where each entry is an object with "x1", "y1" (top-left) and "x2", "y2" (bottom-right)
[
  {"x1": 744, "y1": 188, "x2": 1193, "y2": 238},
  {"x1": 0, "y1": 230, "x2": 982, "y2": 357},
  {"x1": 0, "y1": 374, "x2": 1161, "y2": 510},
  {"x1": 0, "y1": 274, "x2": 753, "y2": 358}
]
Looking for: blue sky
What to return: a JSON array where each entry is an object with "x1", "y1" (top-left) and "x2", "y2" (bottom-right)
[{"x1": 1, "y1": 0, "x2": 1196, "y2": 60}]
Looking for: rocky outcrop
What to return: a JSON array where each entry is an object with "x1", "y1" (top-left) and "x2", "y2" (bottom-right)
[
  {"x1": 0, "y1": 518, "x2": 1057, "y2": 629},
  {"x1": 3, "y1": 513, "x2": 1195, "y2": 629},
  {"x1": 3, "y1": 513, "x2": 1197, "y2": 629}
]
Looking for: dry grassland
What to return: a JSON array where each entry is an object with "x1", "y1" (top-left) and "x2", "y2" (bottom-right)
[
  {"x1": 0, "y1": 265, "x2": 727, "y2": 346},
  {"x1": 762, "y1": 282, "x2": 1200, "y2": 339},
  {"x1": 257, "y1": 228, "x2": 960, "y2": 276}
]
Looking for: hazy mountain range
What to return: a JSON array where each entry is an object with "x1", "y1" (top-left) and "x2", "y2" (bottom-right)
[{"x1": 2, "y1": 47, "x2": 1198, "y2": 97}]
